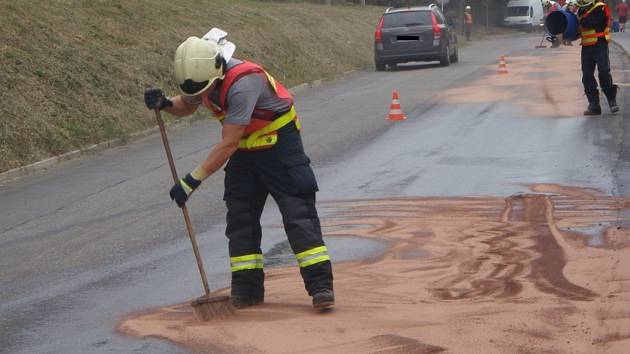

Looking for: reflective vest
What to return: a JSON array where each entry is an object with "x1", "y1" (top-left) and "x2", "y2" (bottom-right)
[
  {"x1": 464, "y1": 13, "x2": 473, "y2": 24},
  {"x1": 202, "y1": 60, "x2": 301, "y2": 150},
  {"x1": 579, "y1": 2, "x2": 611, "y2": 46}
]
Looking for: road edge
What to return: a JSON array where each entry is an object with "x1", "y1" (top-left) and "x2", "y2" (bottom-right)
[
  {"x1": 0, "y1": 75, "x2": 341, "y2": 184},
  {"x1": 612, "y1": 38, "x2": 630, "y2": 58}
]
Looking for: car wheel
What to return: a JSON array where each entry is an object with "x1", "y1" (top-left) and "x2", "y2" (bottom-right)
[
  {"x1": 439, "y1": 44, "x2": 451, "y2": 67},
  {"x1": 375, "y1": 57, "x2": 386, "y2": 71},
  {"x1": 450, "y1": 45, "x2": 459, "y2": 63}
]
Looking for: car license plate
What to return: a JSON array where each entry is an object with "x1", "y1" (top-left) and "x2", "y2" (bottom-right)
[{"x1": 397, "y1": 35, "x2": 421, "y2": 41}]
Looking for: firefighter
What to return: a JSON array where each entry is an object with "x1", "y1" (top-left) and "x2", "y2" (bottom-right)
[
  {"x1": 564, "y1": 0, "x2": 578, "y2": 14},
  {"x1": 543, "y1": 0, "x2": 563, "y2": 47},
  {"x1": 577, "y1": 0, "x2": 618, "y2": 115},
  {"x1": 144, "y1": 34, "x2": 334, "y2": 309}
]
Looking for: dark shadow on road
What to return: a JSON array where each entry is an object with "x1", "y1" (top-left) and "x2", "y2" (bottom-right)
[{"x1": 388, "y1": 62, "x2": 443, "y2": 72}]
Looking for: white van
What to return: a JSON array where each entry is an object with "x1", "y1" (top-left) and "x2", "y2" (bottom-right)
[{"x1": 503, "y1": 0, "x2": 545, "y2": 32}]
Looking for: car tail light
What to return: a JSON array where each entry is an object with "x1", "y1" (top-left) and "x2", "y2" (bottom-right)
[
  {"x1": 375, "y1": 17, "x2": 384, "y2": 44},
  {"x1": 431, "y1": 14, "x2": 441, "y2": 40}
]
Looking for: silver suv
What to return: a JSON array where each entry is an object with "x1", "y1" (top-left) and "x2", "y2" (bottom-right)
[{"x1": 374, "y1": 5, "x2": 459, "y2": 70}]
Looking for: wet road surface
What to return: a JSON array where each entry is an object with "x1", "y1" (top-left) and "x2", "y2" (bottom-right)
[{"x1": 2, "y1": 34, "x2": 630, "y2": 353}]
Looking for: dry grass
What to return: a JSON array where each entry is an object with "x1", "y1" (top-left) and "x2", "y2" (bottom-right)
[{"x1": 0, "y1": 0, "x2": 383, "y2": 171}]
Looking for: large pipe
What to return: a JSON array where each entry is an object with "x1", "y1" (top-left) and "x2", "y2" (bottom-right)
[{"x1": 545, "y1": 10, "x2": 580, "y2": 41}]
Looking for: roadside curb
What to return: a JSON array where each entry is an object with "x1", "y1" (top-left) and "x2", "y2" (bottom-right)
[
  {"x1": 0, "y1": 123, "x2": 163, "y2": 184},
  {"x1": 0, "y1": 74, "x2": 350, "y2": 184},
  {"x1": 612, "y1": 38, "x2": 630, "y2": 58}
]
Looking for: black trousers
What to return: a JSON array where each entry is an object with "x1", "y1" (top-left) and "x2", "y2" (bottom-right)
[
  {"x1": 223, "y1": 123, "x2": 333, "y2": 300},
  {"x1": 581, "y1": 42, "x2": 614, "y2": 97}
]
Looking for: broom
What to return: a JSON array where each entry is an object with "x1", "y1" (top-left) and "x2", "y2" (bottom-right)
[
  {"x1": 153, "y1": 108, "x2": 235, "y2": 320},
  {"x1": 536, "y1": 31, "x2": 547, "y2": 48}
]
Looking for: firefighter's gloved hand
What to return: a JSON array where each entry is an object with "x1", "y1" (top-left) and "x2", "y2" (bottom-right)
[
  {"x1": 144, "y1": 87, "x2": 173, "y2": 110},
  {"x1": 169, "y1": 174, "x2": 202, "y2": 207}
]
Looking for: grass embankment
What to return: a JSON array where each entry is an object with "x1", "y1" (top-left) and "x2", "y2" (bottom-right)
[{"x1": 0, "y1": 1, "x2": 383, "y2": 172}]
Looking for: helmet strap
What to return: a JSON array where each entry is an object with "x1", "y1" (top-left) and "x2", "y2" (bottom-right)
[{"x1": 215, "y1": 54, "x2": 226, "y2": 76}]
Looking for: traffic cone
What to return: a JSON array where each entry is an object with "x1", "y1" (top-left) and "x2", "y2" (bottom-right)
[
  {"x1": 386, "y1": 90, "x2": 407, "y2": 121},
  {"x1": 497, "y1": 56, "x2": 508, "y2": 75}
]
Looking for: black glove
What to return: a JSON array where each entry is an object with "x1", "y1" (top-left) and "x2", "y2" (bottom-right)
[
  {"x1": 169, "y1": 173, "x2": 202, "y2": 207},
  {"x1": 144, "y1": 87, "x2": 173, "y2": 110}
]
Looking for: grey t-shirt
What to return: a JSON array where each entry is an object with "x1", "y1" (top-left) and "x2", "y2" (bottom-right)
[{"x1": 182, "y1": 59, "x2": 290, "y2": 125}]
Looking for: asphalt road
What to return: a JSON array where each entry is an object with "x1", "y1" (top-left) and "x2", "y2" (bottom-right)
[{"x1": 2, "y1": 34, "x2": 630, "y2": 353}]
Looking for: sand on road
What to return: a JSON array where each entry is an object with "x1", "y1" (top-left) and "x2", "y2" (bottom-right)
[{"x1": 119, "y1": 184, "x2": 630, "y2": 353}]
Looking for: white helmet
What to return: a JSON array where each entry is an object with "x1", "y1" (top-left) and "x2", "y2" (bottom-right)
[
  {"x1": 576, "y1": 0, "x2": 594, "y2": 7},
  {"x1": 465, "y1": 5, "x2": 471, "y2": 10},
  {"x1": 174, "y1": 36, "x2": 225, "y2": 96}
]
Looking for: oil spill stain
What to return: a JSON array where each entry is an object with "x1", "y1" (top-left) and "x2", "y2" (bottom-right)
[{"x1": 119, "y1": 184, "x2": 630, "y2": 353}]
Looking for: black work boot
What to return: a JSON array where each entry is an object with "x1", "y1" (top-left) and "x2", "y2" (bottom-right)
[
  {"x1": 231, "y1": 294, "x2": 264, "y2": 309},
  {"x1": 605, "y1": 84, "x2": 619, "y2": 113},
  {"x1": 312, "y1": 289, "x2": 335, "y2": 309},
  {"x1": 584, "y1": 90, "x2": 602, "y2": 116}
]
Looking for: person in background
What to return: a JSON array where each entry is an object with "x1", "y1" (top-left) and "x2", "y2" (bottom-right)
[
  {"x1": 543, "y1": 0, "x2": 563, "y2": 47},
  {"x1": 562, "y1": 0, "x2": 579, "y2": 44},
  {"x1": 464, "y1": 6, "x2": 473, "y2": 41},
  {"x1": 564, "y1": 0, "x2": 579, "y2": 14},
  {"x1": 617, "y1": 0, "x2": 629, "y2": 31}
]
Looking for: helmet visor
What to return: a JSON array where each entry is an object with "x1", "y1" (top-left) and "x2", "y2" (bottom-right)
[{"x1": 179, "y1": 79, "x2": 210, "y2": 96}]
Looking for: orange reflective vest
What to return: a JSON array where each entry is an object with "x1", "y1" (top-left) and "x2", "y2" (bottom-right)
[
  {"x1": 202, "y1": 61, "x2": 301, "y2": 150},
  {"x1": 464, "y1": 13, "x2": 473, "y2": 24},
  {"x1": 579, "y1": 2, "x2": 611, "y2": 46}
]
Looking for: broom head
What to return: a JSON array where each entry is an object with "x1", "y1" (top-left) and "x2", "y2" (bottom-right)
[{"x1": 191, "y1": 294, "x2": 235, "y2": 321}]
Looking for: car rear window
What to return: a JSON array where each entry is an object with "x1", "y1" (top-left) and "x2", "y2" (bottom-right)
[
  {"x1": 383, "y1": 11, "x2": 432, "y2": 28},
  {"x1": 506, "y1": 6, "x2": 530, "y2": 16}
]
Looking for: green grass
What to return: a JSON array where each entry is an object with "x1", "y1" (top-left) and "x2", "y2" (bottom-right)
[{"x1": 0, "y1": 0, "x2": 383, "y2": 172}]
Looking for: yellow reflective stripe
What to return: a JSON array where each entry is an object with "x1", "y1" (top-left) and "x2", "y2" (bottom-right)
[
  {"x1": 231, "y1": 263, "x2": 264, "y2": 272},
  {"x1": 230, "y1": 254, "x2": 264, "y2": 272},
  {"x1": 296, "y1": 246, "x2": 328, "y2": 260},
  {"x1": 237, "y1": 132, "x2": 278, "y2": 150},
  {"x1": 230, "y1": 254, "x2": 263, "y2": 263},
  {"x1": 299, "y1": 255, "x2": 331, "y2": 268},
  {"x1": 180, "y1": 179, "x2": 193, "y2": 194},
  {"x1": 582, "y1": 2, "x2": 604, "y2": 17},
  {"x1": 296, "y1": 246, "x2": 330, "y2": 268},
  {"x1": 239, "y1": 106, "x2": 297, "y2": 150},
  {"x1": 264, "y1": 71, "x2": 279, "y2": 93}
]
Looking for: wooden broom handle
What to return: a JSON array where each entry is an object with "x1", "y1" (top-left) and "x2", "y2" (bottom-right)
[{"x1": 154, "y1": 109, "x2": 211, "y2": 296}]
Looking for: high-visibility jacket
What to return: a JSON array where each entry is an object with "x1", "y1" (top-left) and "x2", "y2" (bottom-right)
[
  {"x1": 202, "y1": 60, "x2": 301, "y2": 150},
  {"x1": 464, "y1": 13, "x2": 473, "y2": 24},
  {"x1": 579, "y1": 2, "x2": 612, "y2": 46}
]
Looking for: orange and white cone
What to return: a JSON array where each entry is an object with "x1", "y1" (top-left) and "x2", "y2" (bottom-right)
[
  {"x1": 497, "y1": 55, "x2": 508, "y2": 75},
  {"x1": 386, "y1": 90, "x2": 407, "y2": 121}
]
